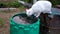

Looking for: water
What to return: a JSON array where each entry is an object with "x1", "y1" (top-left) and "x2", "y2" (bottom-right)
[
  {"x1": 13, "y1": 15, "x2": 37, "y2": 25},
  {"x1": 13, "y1": 16, "x2": 30, "y2": 24}
]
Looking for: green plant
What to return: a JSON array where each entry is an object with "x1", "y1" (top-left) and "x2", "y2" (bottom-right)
[
  {"x1": 0, "y1": 18, "x2": 3, "y2": 26},
  {"x1": 22, "y1": 0, "x2": 33, "y2": 4},
  {"x1": 0, "y1": 1, "x2": 21, "y2": 8},
  {"x1": 0, "y1": 2, "x2": 7, "y2": 8},
  {"x1": 7, "y1": 1, "x2": 20, "y2": 8},
  {"x1": 12, "y1": 1, "x2": 20, "y2": 8},
  {"x1": 49, "y1": 0, "x2": 60, "y2": 7},
  {"x1": 6, "y1": 2, "x2": 13, "y2": 7}
]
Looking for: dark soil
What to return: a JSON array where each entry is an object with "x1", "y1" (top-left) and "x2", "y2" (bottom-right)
[{"x1": 0, "y1": 8, "x2": 25, "y2": 34}]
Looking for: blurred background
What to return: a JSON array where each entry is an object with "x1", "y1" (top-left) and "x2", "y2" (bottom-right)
[{"x1": 0, "y1": 0, "x2": 60, "y2": 34}]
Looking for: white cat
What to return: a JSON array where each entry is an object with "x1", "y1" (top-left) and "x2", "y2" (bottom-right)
[{"x1": 26, "y1": 1, "x2": 52, "y2": 17}]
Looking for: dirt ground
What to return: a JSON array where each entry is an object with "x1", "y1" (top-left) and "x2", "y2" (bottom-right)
[{"x1": 0, "y1": 8, "x2": 25, "y2": 34}]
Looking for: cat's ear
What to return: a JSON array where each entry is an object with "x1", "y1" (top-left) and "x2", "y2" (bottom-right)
[{"x1": 25, "y1": 9, "x2": 29, "y2": 12}]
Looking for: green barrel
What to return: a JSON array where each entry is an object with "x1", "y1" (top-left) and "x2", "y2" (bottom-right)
[{"x1": 10, "y1": 13, "x2": 40, "y2": 34}]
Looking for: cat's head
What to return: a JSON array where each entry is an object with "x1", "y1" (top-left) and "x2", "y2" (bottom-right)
[{"x1": 26, "y1": 9, "x2": 34, "y2": 16}]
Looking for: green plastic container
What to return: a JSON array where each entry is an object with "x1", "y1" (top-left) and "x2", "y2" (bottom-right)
[{"x1": 10, "y1": 13, "x2": 40, "y2": 34}]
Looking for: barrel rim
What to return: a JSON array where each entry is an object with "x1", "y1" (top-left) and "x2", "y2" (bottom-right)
[{"x1": 10, "y1": 13, "x2": 40, "y2": 26}]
